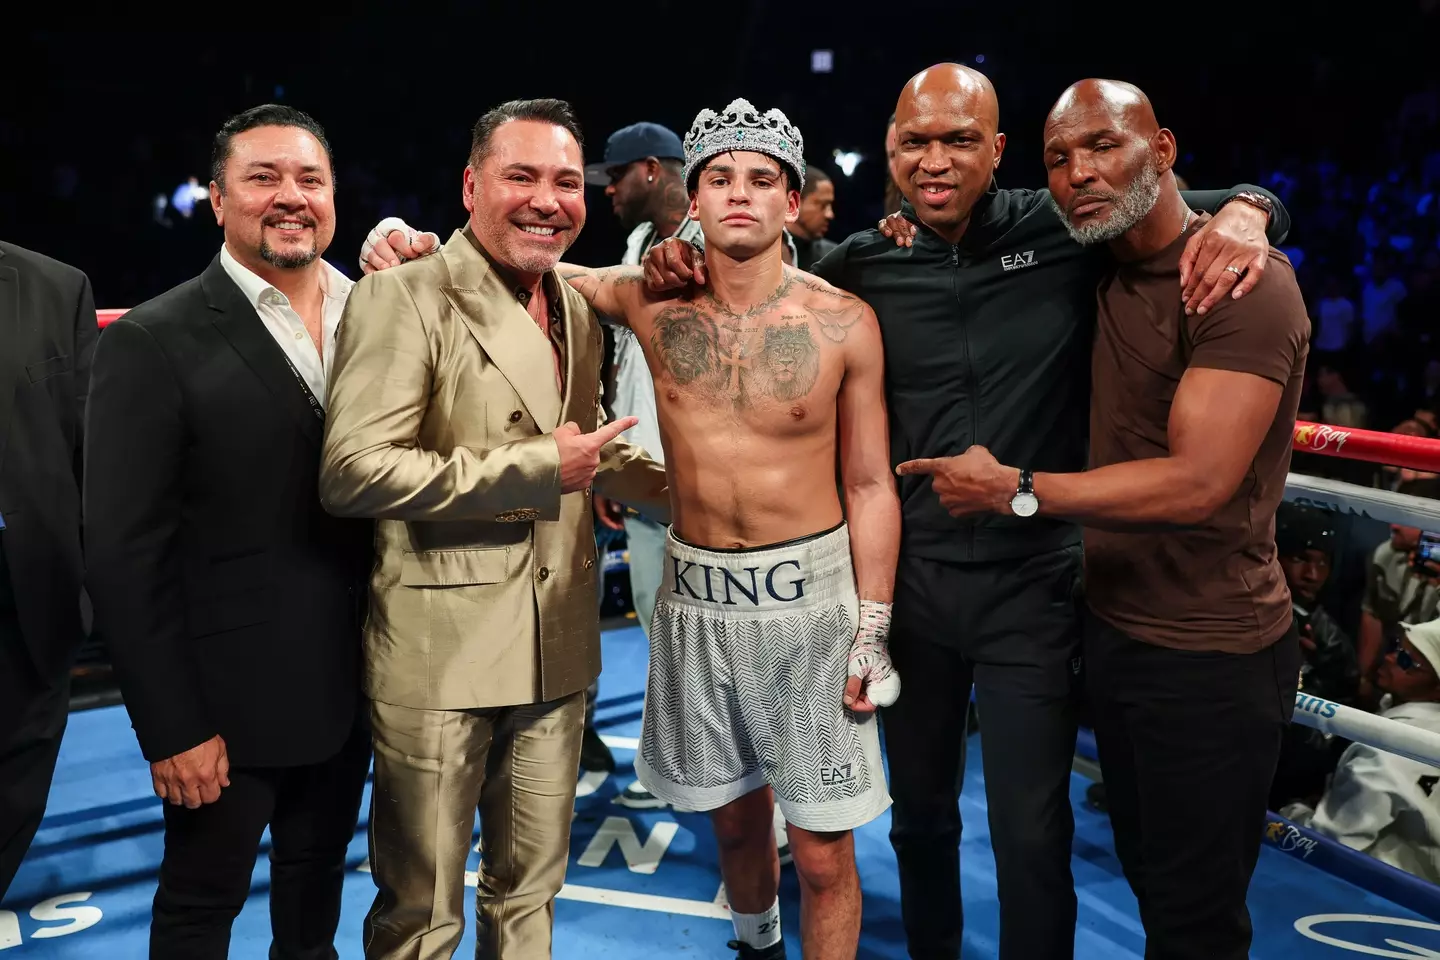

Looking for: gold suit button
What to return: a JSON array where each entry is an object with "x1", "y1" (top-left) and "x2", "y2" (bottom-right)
[
  {"x1": 538, "y1": 567, "x2": 550, "y2": 582},
  {"x1": 509, "y1": 410, "x2": 523, "y2": 423},
  {"x1": 583, "y1": 558, "x2": 594, "y2": 569}
]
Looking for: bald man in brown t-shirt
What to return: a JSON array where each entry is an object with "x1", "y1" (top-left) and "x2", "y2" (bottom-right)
[{"x1": 895, "y1": 79, "x2": 1308, "y2": 960}]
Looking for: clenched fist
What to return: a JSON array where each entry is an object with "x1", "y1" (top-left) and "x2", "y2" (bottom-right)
[{"x1": 554, "y1": 417, "x2": 639, "y2": 493}]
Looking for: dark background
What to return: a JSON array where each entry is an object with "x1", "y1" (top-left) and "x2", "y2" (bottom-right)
[{"x1": 5, "y1": 8, "x2": 1438, "y2": 309}]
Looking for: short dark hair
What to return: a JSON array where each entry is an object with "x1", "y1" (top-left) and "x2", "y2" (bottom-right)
[
  {"x1": 801, "y1": 163, "x2": 832, "y2": 198},
  {"x1": 469, "y1": 98, "x2": 584, "y2": 169},
  {"x1": 211, "y1": 104, "x2": 333, "y2": 193}
]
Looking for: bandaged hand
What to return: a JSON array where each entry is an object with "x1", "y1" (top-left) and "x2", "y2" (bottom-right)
[
  {"x1": 359, "y1": 217, "x2": 441, "y2": 274},
  {"x1": 845, "y1": 600, "x2": 901, "y2": 712}
]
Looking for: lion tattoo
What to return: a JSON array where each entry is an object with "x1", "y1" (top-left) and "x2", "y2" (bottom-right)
[
  {"x1": 758, "y1": 322, "x2": 820, "y2": 401},
  {"x1": 651, "y1": 307, "x2": 719, "y2": 386}
]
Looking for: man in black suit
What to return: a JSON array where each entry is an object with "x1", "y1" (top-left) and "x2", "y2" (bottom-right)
[
  {"x1": 0, "y1": 242, "x2": 96, "y2": 901},
  {"x1": 84, "y1": 104, "x2": 373, "y2": 959}
]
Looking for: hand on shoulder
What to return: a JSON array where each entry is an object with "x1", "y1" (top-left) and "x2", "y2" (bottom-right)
[{"x1": 360, "y1": 218, "x2": 442, "y2": 275}]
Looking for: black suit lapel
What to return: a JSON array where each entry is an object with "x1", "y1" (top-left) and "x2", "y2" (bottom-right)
[
  {"x1": 0, "y1": 253, "x2": 21, "y2": 469},
  {"x1": 199, "y1": 256, "x2": 325, "y2": 447}
]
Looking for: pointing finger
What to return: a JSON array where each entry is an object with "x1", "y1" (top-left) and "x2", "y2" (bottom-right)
[
  {"x1": 895, "y1": 459, "x2": 940, "y2": 476},
  {"x1": 589, "y1": 416, "x2": 639, "y2": 448}
]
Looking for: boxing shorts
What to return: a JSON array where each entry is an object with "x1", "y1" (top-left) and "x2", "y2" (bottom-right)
[{"x1": 634, "y1": 522, "x2": 891, "y2": 833}]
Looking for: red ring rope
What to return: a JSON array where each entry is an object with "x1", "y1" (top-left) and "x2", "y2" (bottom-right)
[{"x1": 1293, "y1": 421, "x2": 1440, "y2": 474}]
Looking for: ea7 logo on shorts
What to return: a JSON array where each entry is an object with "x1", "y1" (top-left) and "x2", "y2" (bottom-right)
[
  {"x1": 820, "y1": 764, "x2": 854, "y2": 786},
  {"x1": 1001, "y1": 250, "x2": 1037, "y2": 271}
]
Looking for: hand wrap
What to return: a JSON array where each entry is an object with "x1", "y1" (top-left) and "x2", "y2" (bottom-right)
[
  {"x1": 358, "y1": 217, "x2": 440, "y2": 271},
  {"x1": 848, "y1": 600, "x2": 901, "y2": 707}
]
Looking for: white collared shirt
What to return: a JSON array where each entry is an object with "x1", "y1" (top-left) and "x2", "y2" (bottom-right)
[{"x1": 219, "y1": 244, "x2": 354, "y2": 407}]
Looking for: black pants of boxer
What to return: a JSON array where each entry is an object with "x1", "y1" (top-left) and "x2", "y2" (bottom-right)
[
  {"x1": 1085, "y1": 613, "x2": 1299, "y2": 960},
  {"x1": 0, "y1": 613, "x2": 70, "y2": 903},
  {"x1": 149, "y1": 715, "x2": 372, "y2": 960},
  {"x1": 883, "y1": 545, "x2": 1084, "y2": 960}
]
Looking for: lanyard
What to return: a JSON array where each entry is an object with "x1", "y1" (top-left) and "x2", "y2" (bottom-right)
[{"x1": 279, "y1": 350, "x2": 325, "y2": 422}]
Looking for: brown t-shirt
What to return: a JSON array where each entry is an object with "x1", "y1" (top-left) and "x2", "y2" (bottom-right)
[{"x1": 1084, "y1": 213, "x2": 1310, "y2": 653}]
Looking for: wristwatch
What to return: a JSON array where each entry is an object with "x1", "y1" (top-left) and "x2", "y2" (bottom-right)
[
  {"x1": 1010, "y1": 469, "x2": 1039, "y2": 518},
  {"x1": 1223, "y1": 190, "x2": 1274, "y2": 222}
]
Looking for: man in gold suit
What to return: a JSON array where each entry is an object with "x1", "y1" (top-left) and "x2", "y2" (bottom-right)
[{"x1": 318, "y1": 98, "x2": 670, "y2": 960}]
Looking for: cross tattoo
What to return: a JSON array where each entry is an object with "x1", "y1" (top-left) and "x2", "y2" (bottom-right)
[{"x1": 718, "y1": 340, "x2": 752, "y2": 398}]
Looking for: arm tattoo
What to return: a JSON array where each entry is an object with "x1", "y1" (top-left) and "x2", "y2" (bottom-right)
[{"x1": 557, "y1": 264, "x2": 642, "y2": 320}]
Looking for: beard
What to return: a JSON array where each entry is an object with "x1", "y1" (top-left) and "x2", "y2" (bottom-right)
[
  {"x1": 258, "y1": 214, "x2": 321, "y2": 268},
  {"x1": 259, "y1": 238, "x2": 319, "y2": 269},
  {"x1": 1049, "y1": 159, "x2": 1161, "y2": 246},
  {"x1": 478, "y1": 215, "x2": 574, "y2": 276}
]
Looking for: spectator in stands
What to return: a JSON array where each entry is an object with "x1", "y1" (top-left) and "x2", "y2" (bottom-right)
[
  {"x1": 1312, "y1": 363, "x2": 1370, "y2": 429},
  {"x1": 1381, "y1": 418, "x2": 1438, "y2": 490},
  {"x1": 1286, "y1": 618, "x2": 1440, "y2": 885},
  {"x1": 1270, "y1": 504, "x2": 1359, "y2": 810},
  {"x1": 1311, "y1": 274, "x2": 1358, "y2": 360},
  {"x1": 1362, "y1": 250, "x2": 1408, "y2": 345},
  {"x1": 1357, "y1": 477, "x2": 1440, "y2": 706}
]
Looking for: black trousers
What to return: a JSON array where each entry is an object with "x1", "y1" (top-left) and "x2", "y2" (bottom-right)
[
  {"x1": 883, "y1": 545, "x2": 1084, "y2": 960},
  {"x1": 149, "y1": 715, "x2": 373, "y2": 960},
  {"x1": 1085, "y1": 613, "x2": 1300, "y2": 960},
  {"x1": 0, "y1": 614, "x2": 70, "y2": 902}
]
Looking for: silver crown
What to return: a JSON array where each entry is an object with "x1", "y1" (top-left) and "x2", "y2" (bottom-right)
[{"x1": 682, "y1": 98, "x2": 805, "y2": 191}]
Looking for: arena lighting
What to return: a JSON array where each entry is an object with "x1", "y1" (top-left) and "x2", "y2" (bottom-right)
[
  {"x1": 832, "y1": 150, "x2": 862, "y2": 177},
  {"x1": 810, "y1": 49, "x2": 833, "y2": 73}
]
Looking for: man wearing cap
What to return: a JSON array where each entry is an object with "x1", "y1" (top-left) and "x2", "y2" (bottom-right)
[{"x1": 1287, "y1": 617, "x2": 1440, "y2": 884}]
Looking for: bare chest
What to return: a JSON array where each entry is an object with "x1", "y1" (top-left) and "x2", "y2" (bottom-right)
[{"x1": 636, "y1": 299, "x2": 843, "y2": 434}]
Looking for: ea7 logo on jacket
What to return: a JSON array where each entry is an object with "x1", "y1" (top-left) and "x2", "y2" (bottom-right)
[
  {"x1": 670, "y1": 558, "x2": 806, "y2": 605},
  {"x1": 1001, "y1": 250, "x2": 1037, "y2": 271}
]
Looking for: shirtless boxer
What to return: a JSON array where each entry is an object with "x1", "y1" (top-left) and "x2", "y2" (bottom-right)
[{"x1": 364, "y1": 100, "x2": 900, "y2": 960}]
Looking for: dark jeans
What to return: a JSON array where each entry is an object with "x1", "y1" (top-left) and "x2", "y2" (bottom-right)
[
  {"x1": 0, "y1": 613, "x2": 70, "y2": 902},
  {"x1": 1085, "y1": 613, "x2": 1300, "y2": 960},
  {"x1": 883, "y1": 545, "x2": 1084, "y2": 960},
  {"x1": 150, "y1": 716, "x2": 373, "y2": 960}
]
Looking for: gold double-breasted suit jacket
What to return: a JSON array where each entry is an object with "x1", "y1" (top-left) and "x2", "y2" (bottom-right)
[{"x1": 319, "y1": 229, "x2": 670, "y2": 711}]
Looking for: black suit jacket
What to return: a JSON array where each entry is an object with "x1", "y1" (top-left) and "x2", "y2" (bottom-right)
[
  {"x1": 0, "y1": 242, "x2": 95, "y2": 680},
  {"x1": 84, "y1": 254, "x2": 373, "y2": 767}
]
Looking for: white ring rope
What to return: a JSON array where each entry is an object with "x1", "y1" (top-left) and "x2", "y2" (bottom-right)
[
  {"x1": 1294, "y1": 693, "x2": 1440, "y2": 768},
  {"x1": 1285, "y1": 472, "x2": 1440, "y2": 531},
  {"x1": 1283, "y1": 474, "x2": 1440, "y2": 766}
]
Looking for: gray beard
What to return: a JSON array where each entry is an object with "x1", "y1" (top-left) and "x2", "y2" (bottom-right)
[
  {"x1": 1049, "y1": 160, "x2": 1161, "y2": 245},
  {"x1": 259, "y1": 239, "x2": 319, "y2": 269}
]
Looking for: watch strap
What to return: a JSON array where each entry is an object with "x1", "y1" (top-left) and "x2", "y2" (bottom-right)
[
  {"x1": 1018, "y1": 469, "x2": 1034, "y2": 496},
  {"x1": 1224, "y1": 190, "x2": 1274, "y2": 221}
]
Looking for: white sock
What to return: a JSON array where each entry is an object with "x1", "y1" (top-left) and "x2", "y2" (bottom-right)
[{"x1": 731, "y1": 897, "x2": 782, "y2": 949}]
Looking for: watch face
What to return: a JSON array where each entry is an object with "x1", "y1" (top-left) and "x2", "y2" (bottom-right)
[{"x1": 1011, "y1": 492, "x2": 1039, "y2": 517}]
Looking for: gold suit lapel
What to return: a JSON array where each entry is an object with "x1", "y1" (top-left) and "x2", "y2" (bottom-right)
[{"x1": 439, "y1": 231, "x2": 562, "y2": 432}]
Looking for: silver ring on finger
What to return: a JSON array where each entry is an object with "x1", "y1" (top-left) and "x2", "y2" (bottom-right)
[{"x1": 1225, "y1": 265, "x2": 1244, "y2": 276}]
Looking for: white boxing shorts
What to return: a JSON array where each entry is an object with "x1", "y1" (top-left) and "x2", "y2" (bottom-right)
[{"x1": 634, "y1": 522, "x2": 890, "y2": 833}]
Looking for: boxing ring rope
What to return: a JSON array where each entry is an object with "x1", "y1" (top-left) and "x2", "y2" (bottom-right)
[
  {"x1": 1293, "y1": 419, "x2": 1440, "y2": 475},
  {"x1": 1250, "y1": 423, "x2": 1440, "y2": 917}
]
